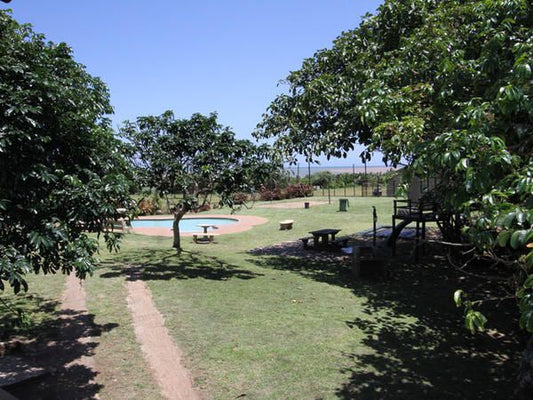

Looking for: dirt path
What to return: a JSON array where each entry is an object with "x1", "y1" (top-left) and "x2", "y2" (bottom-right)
[
  {"x1": 60, "y1": 274, "x2": 99, "y2": 375},
  {"x1": 0, "y1": 273, "x2": 102, "y2": 399},
  {"x1": 57, "y1": 273, "x2": 101, "y2": 399},
  {"x1": 256, "y1": 200, "x2": 328, "y2": 208},
  {"x1": 126, "y1": 269, "x2": 201, "y2": 400}
]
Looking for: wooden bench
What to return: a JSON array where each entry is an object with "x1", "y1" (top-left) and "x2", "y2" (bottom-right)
[
  {"x1": 104, "y1": 218, "x2": 131, "y2": 233},
  {"x1": 299, "y1": 236, "x2": 314, "y2": 249},
  {"x1": 193, "y1": 233, "x2": 218, "y2": 243},
  {"x1": 279, "y1": 219, "x2": 294, "y2": 230}
]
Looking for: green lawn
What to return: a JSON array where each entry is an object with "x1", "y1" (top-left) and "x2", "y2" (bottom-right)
[
  {"x1": 0, "y1": 272, "x2": 65, "y2": 341},
  {"x1": 2, "y1": 197, "x2": 521, "y2": 399},
  {"x1": 99, "y1": 197, "x2": 520, "y2": 399}
]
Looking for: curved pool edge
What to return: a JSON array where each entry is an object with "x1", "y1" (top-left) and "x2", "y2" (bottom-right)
[{"x1": 131, "y1": 214, "x2": 268, "y2": 237}]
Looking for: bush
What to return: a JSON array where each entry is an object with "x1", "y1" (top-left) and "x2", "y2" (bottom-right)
[
  {"x1": 193, "y1": 203, "x2": 211, "y2": 213},
  {"x1": 259, "y1": 186, "x2": 283, "y2": 201},
  {"x1": 232, "y1": 192, "x2": 249, "y2": 205},
  {"x1": 285, "y1": 183, "x2": 313, "y2": 198},
  {"x1": 311, "y1": 171, "x2": 334, "y2": 187},
  {"x1": 137, "y1": 199, "x2": 154, "y2": 215}
]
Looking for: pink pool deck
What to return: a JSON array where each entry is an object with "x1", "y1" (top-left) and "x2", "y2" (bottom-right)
[{"x1": 131, "y1": 214, "x2": 268, "y2": 237}]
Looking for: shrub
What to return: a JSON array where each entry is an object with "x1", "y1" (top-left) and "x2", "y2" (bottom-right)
[
  {"x1": 137, "y1": 199, "x2": 154, "y2": 215},
  {"x1": 259, "y1": 186, "x2": 283, "y2": 201},
  {"x1": 193, "y1": 203, "x2": 211, "y2": 213},
  {"x1": 285, "y1": 183, "x2": 313, "y2": 198},
  {"x1": 232, "y1": 192, "x2": 249, "y2": 205}
]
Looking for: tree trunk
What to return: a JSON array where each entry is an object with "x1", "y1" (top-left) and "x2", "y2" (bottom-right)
[
  {"x1": 172, "y1": 208, "x2": 187, "y2": 253},
  {"x1": 516, "y1": 334, "x2": 533, "y2": 399},
  {"x1": 165, "y1": 194, "x2": 171, "y2": 214}
]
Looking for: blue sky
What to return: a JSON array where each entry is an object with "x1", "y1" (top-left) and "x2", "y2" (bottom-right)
[{"x1": 3, "y1": 1, "x2": 384, "y2": 166}]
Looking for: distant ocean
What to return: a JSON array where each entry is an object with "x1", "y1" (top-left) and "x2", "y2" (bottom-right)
[{"x1": 284, "y1": 165, "x2": 396, "y2": 175}]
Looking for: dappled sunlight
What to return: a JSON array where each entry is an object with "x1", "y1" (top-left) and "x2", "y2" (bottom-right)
[
  {"x1": 2, "y1": 305, "x2": 117, "y2": 399},
  {"x1": 338, "y1": 259, "x2": 521, "y2": 399},
  {"x1": 247, "y1": 241, "x2": 522, "y2": 398}
]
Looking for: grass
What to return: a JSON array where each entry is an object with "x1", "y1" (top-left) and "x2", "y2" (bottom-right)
[
  {"x1": 0, "y1": 272, "x2": 66, "y2": 341},
  {"x1": 2, "y1": 196, "x2": 522, "y2": 399},
  {"x1": 84, "y1": 260, "x2": 165, "y2": 399},
  {"x1": 100, "y1": 197, "x2": 521, "y2": 399}
]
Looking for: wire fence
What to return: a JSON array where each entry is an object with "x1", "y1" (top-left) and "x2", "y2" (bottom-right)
[
  {"x1": 313, "y1": 183, "x2": 396, "y2": 198},
  {"x1": 286, "y1": 164, "x2": 399, "y2": 197},
  {"x1": 285, "y1": 164, "x2": 396, "y2": 177}
]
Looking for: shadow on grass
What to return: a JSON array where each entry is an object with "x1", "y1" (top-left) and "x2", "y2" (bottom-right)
[
  {"x1": 247, "y1": 245, "x2": 522, "y2": 399},
  {"x1": 337, "y1": 259, "x2": 521, "y2": 399},
  {"x1": 246, "y1": 254, "x2": 352, "y2": 287},
  {"x1": 100, "y1": 248, "x2": 262, "y2": 282},
  {"x1": 0, "y1": 294, "x2": 58, "y2": 340},
  {"x1": 2, "y1": 300, "x2": 117, "y2": 399}
]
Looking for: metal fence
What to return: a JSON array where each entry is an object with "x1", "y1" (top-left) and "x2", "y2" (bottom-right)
[{"x1": 313, "y1": 182, "x2": 395, "y2": 198}]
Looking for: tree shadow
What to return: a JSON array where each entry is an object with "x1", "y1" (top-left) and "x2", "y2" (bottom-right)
[
  {"x1": 0, "y1": 294, "x2": 59, "y2": 340},
  {"x1": 337, "y1": 258, "x2": 522, "y2": 399},
  {"x1": 100, "y1": 249, "x2": 262, "y2": 282},
  {"x1": 246, "y1": 254, "x2": 352, "y2": 287},
  {"x1": 247, "y1": 239, "x2": 352, "y2": 286},
  {"x1": 2, "y1": 301, "x2": 118, "y2": 399},
  {"x1": 247, "y1": 241, "x2": 523, "y2": 399}
]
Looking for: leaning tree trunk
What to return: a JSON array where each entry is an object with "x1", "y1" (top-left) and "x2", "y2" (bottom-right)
[
  {"x1": 516, "y1": 334, "x2": 533, "y2": 399},
  {"x1": 172, "y1": 208, "x2": 187, "y2": 253}
]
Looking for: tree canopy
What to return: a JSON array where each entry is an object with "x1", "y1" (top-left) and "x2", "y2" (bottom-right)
[
  {"x1": 255, "y1": 0, "x2": 532, "y2": 333},
  {"x1": 120, "y1": 111, "x2": 281, "y2": 251},
  {"x1": 0, "y1": 11, "x2": 134, "y2": 292}
]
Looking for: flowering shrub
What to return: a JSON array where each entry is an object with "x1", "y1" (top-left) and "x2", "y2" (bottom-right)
[
  {"x1": 232, "y1": 192, "x2": 249, "y2": 205},
  {"x1": 259, "y1": 186, "x2": 283, "y2": 201},
  {"x1": 137, "y1": 199, "x2": 155, "y2": 215},
  {"x1": 285, "y1": 184, "x2": 313, "y2": 198}
]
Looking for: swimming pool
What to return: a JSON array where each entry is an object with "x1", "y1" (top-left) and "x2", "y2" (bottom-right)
[{"x1": 131, "y1": 217, "x2": 238, "y2": 233}]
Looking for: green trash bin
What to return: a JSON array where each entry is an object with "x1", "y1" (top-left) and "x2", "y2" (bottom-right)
[{"x1": 339, "y1": 198, "x2": 349, "y2": 212}]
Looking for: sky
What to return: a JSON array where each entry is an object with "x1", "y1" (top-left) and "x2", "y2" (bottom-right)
[{"x1": 3, "y1": 0, "x2": 384, "y2": 166}]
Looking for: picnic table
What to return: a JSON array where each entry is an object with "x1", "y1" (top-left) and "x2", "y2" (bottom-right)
[
  {"x1": 197, "y1": 224, "x2": 217, "y2": 234},
  {"x1": 193, "y1": 224, "x2": 219, "y2": 244},
  {"x1": 308, "y1": 228, "x2": 341, "y2": 248}
]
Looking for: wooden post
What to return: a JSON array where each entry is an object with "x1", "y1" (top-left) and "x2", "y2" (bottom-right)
[
  {"x1": 372, "y1": 206, "x2": 377, "y2": 247},
  {"x1": 415, "y1": 220, "x2": 420, "y2": 262},
  {"x1": 392, "y1": 215, "x2": 397, "y2": 256},
  {"x1": 352, "y1": 246, "x2": 361, "y2": 279},
  {"x1": 353, "y1": 163, "x2": 356, "y2": 197}
]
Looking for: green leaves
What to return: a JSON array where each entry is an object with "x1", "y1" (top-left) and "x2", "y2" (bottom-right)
[
  {"x1": 120, "y1": 111, "x2": 281, "y2": 251},
  {"x1": 497, "y1": 84, "x2": 526, "y2": 115},
  {"x1": 453, "y1": 289, "x2": 464, "y2": 307},
  {"x1": 465, "y1": 310, "x2": 488, "y2": 334},
  {"x1": 510, "y1": 230, "x2": 529, "y2": 249},
  {"x1": 519, "y1": 309, "x2": 533, "y2": 332},
  {"x1": 496, "y1": 229, "x2": 512, "y2": 247},
  {"x1": 253, "y1": 0, "x2": 533, "y2": 339},
  {"x1": 454, "y1": 289, "x2": 488, "y2": 333},
  {"x1": 0, "y1": 10, "x2": 134, "y2": 293},
  {"x1": 517, "y1": 274, "x2": 533, "y2": 332}
]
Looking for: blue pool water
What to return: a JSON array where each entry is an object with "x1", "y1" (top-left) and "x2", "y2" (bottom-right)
[{"x1": 131, "y1": 217, "x2": 238, "y2": 233}]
